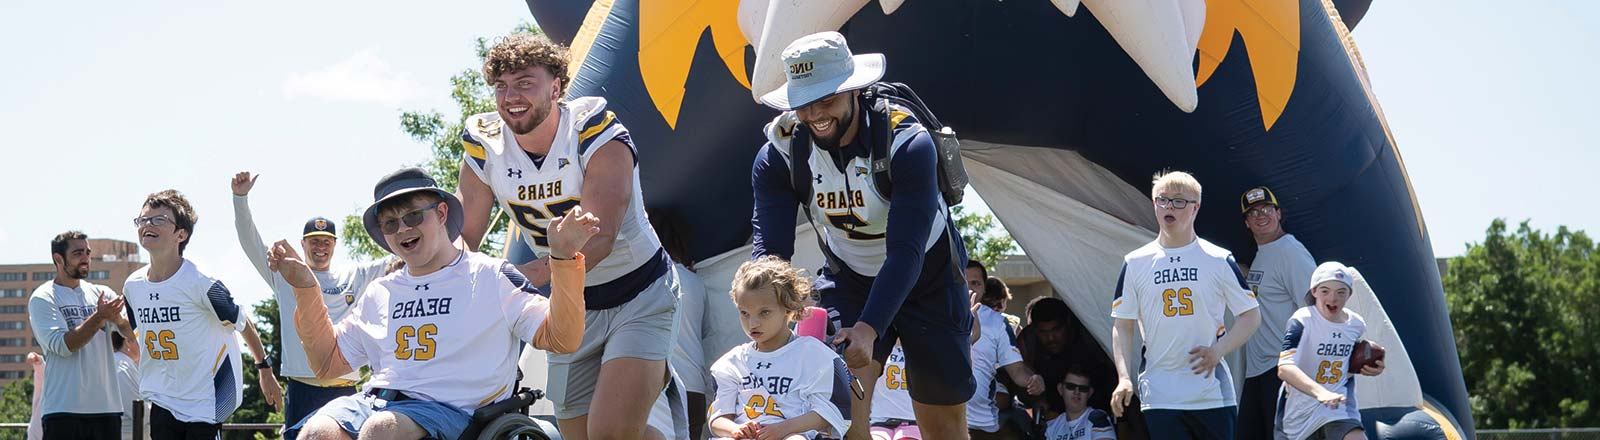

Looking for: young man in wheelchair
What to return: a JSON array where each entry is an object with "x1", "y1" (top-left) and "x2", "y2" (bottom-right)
[{"x1": 269, "y1": 168, "x2": 595, "y2": 440}]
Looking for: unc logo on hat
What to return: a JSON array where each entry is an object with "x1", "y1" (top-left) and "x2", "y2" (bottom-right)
[{"x1": 759, "y1": 31, "x2": 887, "y2": 111}]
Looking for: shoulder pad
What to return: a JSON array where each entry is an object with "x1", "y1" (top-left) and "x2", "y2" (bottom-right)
[
  {"x1": 763, "y1": 111, "x2": 802, "y2": 155},
  {"x1": 566, "y1": 96, "x2": 610, "y2": 133}
]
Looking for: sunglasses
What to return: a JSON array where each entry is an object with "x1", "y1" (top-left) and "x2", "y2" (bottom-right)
[
  {"x1": 379, "y1": 202, "x2": 442, "y2": 235},
  {"x1": 132, "y1": 215, "x2": 173, "y2": 228},
  {"x1": 1154, "y1": 196, "x2": 1196, "y2": 209},
  {"x1": 1060, "y1": 382, "x2": 1092, "y2": 393}
]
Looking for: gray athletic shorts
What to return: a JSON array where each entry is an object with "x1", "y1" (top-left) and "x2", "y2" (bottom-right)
[{"x1": 547, "y1": 274, "x2": 677, "y2": 419}]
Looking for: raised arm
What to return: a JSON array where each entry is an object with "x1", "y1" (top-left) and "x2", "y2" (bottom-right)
[
  {"x1": 528, "y1": 207, "x2": 599, "y2": 353},
  {"x1": 231, "y1": 172, "x2": 280, "y2": 285},
  {"x1": 269, "y1": 240, "x2": 355, "y2": 379}
]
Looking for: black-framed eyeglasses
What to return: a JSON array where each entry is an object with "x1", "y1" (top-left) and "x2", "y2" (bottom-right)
[
  {"x1": 132, "y1": 215, "x2": 173, "y2": 228},
  {"x1": 1154, "y1": 196, "x2": 1196, "y2": 209},
  {"x1": 379, "y1": 202, "x2": 442, "y2": 235},
  {"x1": 1061, "y1": 382, "x2": 1092, "y2": 393}
]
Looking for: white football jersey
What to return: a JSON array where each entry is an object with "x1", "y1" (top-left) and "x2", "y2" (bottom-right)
[
  {"x1": 122, "y1": 260, "x2": 245, "y2": 424},
  {"x1": 710, "y1": 337, "x2": 847, "y2": 437},
  {"x1": 760, "y1": 104, "x2": 947, "y2": 276},
  {"x1": 462, "y1": 98, "x2": 664, "y2": 291},
  {"x1": 1043, "y1": 408, "x2": 1116, "y2": 440},
  {"x1": 969, "y1": 306, "x2": 1025, "y2": 432},
  {"x1": 871, "y1": 344, "x2": 915, "y2": 423},
  {"x1": 1110, "y1": 238, "x2": 1259, "y2": 410},
  {"x1": 1277, "y1": 307, "x2": 1367, "y2": 440},
  {"x1": 334, "y1": 251, "x2": 549, "y2": 412}
]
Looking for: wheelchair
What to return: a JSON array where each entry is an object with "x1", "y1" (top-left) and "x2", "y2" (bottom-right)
[{"x1": 453, "y1": 388, "x2": 562, "y2": 440}]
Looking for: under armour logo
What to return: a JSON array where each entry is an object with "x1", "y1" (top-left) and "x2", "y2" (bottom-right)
[
  {"x1": 815, "y1": 174, "x2": 823, "y2": 184},
  {"x1": 149, "y1": 292, "x2": 159, "y2": 301},
  {"x1": 756, "y1": 362, "x2": 772, "y2": 369},
  {"x1": 507, "y1": 168, "x2": 523, "y2": 179},
  {"x1": 1332, "y1": 332, "x2": 1344, "y2": 339},
  {"x1": 1169, "y1": 256, "x2": 1181, "y2": 263},
  {"x1": 415, "y1": 284, "x2": 430, "y2": 291}
]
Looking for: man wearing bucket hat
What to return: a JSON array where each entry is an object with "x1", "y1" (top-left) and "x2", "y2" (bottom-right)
[
  {"x1": 229, "y1": 171, "x2": 394, "y2": 437},
  {"x1": 278, "y1": 168, "x2": 598, "y2": 440},
  {"x1": 751, "y1": 31, "x2": 975, "y2": 438},
  {"x1": 454, "y1": 33, "x2": 684, "y2": 439},
  {"x1": 1234, "y1": 186, "x2": 1316, "y2": 440}
]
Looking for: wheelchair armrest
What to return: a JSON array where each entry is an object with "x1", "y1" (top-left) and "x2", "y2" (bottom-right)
[{"x1": 471, "y1": 389, "x2": 544, "y2": 423}]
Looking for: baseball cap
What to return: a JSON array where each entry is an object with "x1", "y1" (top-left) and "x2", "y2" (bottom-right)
[
  {"x1": 1309, "y1": 261, "x2": 1355, "y2": 291},
  {"x1": 303, "y1": 217, "x2": 337, "y2": 238},
  {"x1": 1240, "y1": 186, "x2": 1278, "y2": 214}
]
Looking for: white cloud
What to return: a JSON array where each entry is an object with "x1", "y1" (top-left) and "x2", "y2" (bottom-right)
[{"x1": 281, "y1": 49, "x2": 424, "y2": 104}]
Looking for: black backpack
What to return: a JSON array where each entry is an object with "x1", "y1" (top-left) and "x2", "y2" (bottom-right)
[
  {"x1": 786, "y1": 82, "x2": 969, "y2": 281},
  {"x1": 788, "y1": 82, "x2": 968, "y2": 207}
]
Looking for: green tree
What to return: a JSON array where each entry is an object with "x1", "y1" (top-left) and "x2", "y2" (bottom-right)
[
  {"x1": 953, "y1": 204, "x2": 1019, "y2": 269},
  {"x1": 341, "y1": 22, "x2": 539, "y2": 260},
  {"x1": 227, "y1": 298, "x2": 286, "y2": 439},
  {"x1": 1445, "y1": 219, "x2": 1599, "y2": 429},
  {"x1": 0, "y1": 376, "x2": 33, "y2": 440}
]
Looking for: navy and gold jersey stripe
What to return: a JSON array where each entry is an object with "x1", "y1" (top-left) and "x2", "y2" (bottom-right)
[
  {"x1": 460, "y1": 127, "x2": 488, "y2": 170},
  {"x1": 577, "y1": 110, "x2": 620, "y2": 157}
]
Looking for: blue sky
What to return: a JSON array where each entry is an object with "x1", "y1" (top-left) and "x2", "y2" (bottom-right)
[{"x1": 1, "y1": 0, "x2": 1594, "y2": 310}]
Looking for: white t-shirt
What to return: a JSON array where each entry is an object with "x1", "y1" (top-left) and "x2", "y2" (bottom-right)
[
  {"x1": 710, "y1": 337, "x2": 847, "y2": 438},
  {"x1": 871, "y1": 344, "x2": 915, "y2": 423},
  {"x1": 122, "y1": 259, "x2": 246, "y2": 423},
  {"x1": 334, "y1": 251, "x2": 549, "y2": 412},
  {"x1": 1277, "y1": 307, "x2": 1366, "y2": 440},
  {"x1": 969, "y1": 306, "x2": 1025, "y2": 432},
  {"x1": 1110, "y1": 238, "x2": 1260, "y2": 410},
  {"x1": 1043, "y1": 408, "x2": 1116, "y2": 440},
  {"x1": 115, "y1": 351, "x2": 141, "y2": 440},
  {"x1": 1243, "y1": 234, "x2": 1314, "y2": 377}
]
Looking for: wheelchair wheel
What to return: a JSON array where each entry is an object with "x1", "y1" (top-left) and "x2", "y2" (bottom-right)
[{"x1": 475, "y1": 413, "x2": 556, "y2": 440}]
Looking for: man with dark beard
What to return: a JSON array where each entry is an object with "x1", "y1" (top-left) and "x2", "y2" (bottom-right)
[
  {"x1": 28, "y1": 231, "x2": 135, "y2": 439},
  {"x1": 455, "y1": 33, "x2": 682, "y2": 439},
  {"x1": 751, "y1": 32, "x2": 975, "y2": 439}
]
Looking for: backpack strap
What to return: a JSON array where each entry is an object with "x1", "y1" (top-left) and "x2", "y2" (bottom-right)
[
  {"x1": 866, "y1": 97, "x2": 895, "y2": 201},
  {"x1": 787, "y1": 122, "x2": 849, "y2": 275}
]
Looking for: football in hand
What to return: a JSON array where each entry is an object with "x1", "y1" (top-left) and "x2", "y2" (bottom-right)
[{"x1": 1349, "y1": 339, "x2": 1386, "y2": 372}]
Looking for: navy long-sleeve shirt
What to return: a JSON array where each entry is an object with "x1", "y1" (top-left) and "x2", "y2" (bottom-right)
[{"x1": 750, "y1": 105, "x2": 962, "y2": 334}]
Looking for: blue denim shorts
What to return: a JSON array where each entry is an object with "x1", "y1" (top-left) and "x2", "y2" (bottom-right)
[{"x1": 290, "y1": 392, "x2": 471, "y2": 440}]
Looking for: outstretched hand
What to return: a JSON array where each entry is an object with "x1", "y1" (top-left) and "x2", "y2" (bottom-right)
[
  {"x1": 231, "y1": 171, "x2": 259, "y2": 197},
  {"x1": 548, "y1": 205, "x2": 601, "y2": 259},
  {"x1": 267, "y1": 240, "x2": 316, "y2": 289}
]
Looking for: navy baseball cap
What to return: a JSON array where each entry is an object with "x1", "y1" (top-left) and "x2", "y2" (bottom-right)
[{"x1": 303, "y1": 217, "x2": 337, "y2": 238}]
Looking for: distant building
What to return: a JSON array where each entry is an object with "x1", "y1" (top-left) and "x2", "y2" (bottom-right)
[{"x1": 0, "y1": 239, "x2": 144, "y2": 386}]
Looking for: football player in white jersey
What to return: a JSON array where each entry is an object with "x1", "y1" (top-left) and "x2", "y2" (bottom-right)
[
  {"x1": 1108, "y1": 171, "x2": 1262, "y2": 440},
  {"x1": 1042, "y1": 368, "x2": 1115, "y2": 440},
  {"x1": 230, "y1": 171, "x2": 391, "y2": 437},
  {"x1": 121, "y1": 190, "x2": 281, "y2": 440},
  {"x1": 455, "y1": 33, "x2": 679, "y2": 440},
  {"x1": 750, "y1": 32, "x2": 974, "y2": 440},
  {"x1": 281, "y1": 168, "x2": 596, "y2": 440},
  {"x1": 1275, "y1": 262, "x2": 1384, "y2": 440},
  {"x1": 709, "y1": 256, "x2": 847, "y2": 440}
]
